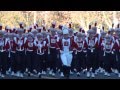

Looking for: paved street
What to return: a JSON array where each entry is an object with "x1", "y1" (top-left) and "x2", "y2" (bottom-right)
[{"x1": 0, "y1": 71, "x2": 120, "y2": 79}]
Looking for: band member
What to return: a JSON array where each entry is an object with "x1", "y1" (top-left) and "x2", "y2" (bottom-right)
[
  {"x1": 102, "y1": 35, "x2": 116, "y2": 76},
  {"x1": 8, "y1": 33, "x2": 17, "y2": 76},
  {"x1": 86, "y1": 29, "x2": 98, "y2": 78},
  {"x1": 25, "y1": 32, "x2": 36, "y2": 76},
  {"x1": 0, "y1": 31, "x2": 9, "y2": 77},
  {"x1": 48, "y1": 28, "x2": 59, "y2": 76},
  {"x1": 75, "y1": 32, "x2": 87, "y2": 76},
  {"x1": 34, "y1": 33, "x2": 47, "y2": 78},
  {"x1": 69, "y1": 29, "x2": 77, "y2": 74},
  {"x1": 42, "y1": 31, "x2": 49, "y2": 71},
  {"x1": 15, "y1": 28, "x2": 26, "y2": 77},
  {"x1": 98, "y1": 30, "x2": 107, "y2": 73},
  {"x1": 115, "y1": 30, "x2": 120, "y2": 77},
  {"x1": 56, "y1": 30, "x2": 64, "y2": 77},
  {"x1": 59, "y1": 29, "x2": 76, "y2": 79}
]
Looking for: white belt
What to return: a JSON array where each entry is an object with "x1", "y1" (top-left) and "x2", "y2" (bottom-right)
[
  {"x1": 50, "y1": 47, "x2": 56, "y2": 48},
  {"x1": 27, "y1": 49, "x2": 33, "y2": 52},
  {"x1": 16, "y1": 49, "x2": 24, "y2": 51},
  {"x1": 37, "y1": 52, "x2": 44, "y2": 55},
  {"x1": 77, "y1": 50, "x2": 82, "y2": 52},
  {"x1": 105, "y1": 51, "x2": 111, "y2": 53},
  {"x1": 11, "y1": 51, "x2": 16, "y2": 53},
  {"x1": 88, "y1": 48, "x2": 95, "y2": 50}
]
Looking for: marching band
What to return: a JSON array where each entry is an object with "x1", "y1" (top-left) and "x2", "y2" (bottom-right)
[{"x1": 0, "y1": 21, "x2": 120, "y2": 79}]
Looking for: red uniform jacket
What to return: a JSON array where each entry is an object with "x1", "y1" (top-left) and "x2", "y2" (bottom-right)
[
  {"x1": 8, "y1": 39, "x2": 17, "y2": 52},
  {"x1": 0, "y1": 38, "x2": 9, "y2": 52},
  {"x1": 25, "y1": 39, "x2": 36, "y2": 52},
  {"x1": 49, "y1": 35, "x2": 59, "y2": 49},
  {"x1": 16, "y1": 37, "x2": 25, "y2": 51},
  {"x1": 101, "y1": 40, "x2": 116, "y2": 53},
  {"x1": 35, "y1": 40, "x2": 48, "y2": 55},
  {"x1": 74, "y1": 38, "x2": 88, "y2": 52}
]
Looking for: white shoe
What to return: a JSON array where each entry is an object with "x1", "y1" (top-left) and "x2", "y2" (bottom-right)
[
  {"x1": 38, "y1": 72, "x2": 41, "y2": 78},
  {"x1": 87, "y1": 72, "x2": 90, "y2": 77},
  {"x1": 91, "y1": 73, "x2": 95, "y2": 78},
  {"x1": 1, "y1": 74, "x2": 5, "y2": 78},
  {"x1": 26, "y1": 68, "x2": 28, "y2": 72},
  {"x1": 58, "y1": 69, "x2": 60, "y2": 72},
  {"x1": 114, "y1": 69, "x2": 118, "y2": 74},
  {"x1": 60, "y1": 72, "x2": 64, "y2": 77},
  {"x1": 38, "y1": 72, "x2": 41, "y2": 75},
  {"x1": 47, "y1": 68, "x2": 50, "y2": 71},
  {"x1": 52, "y1": 73, "x2": 55, "y2": 76},
  {"x1": 100, "y1": 68, "x2": 104, "y2": 73},
  {"x1": 118, "y1": 73, "x2": 120, "y2": 78},
  {"x1": 104, "y1": 72, "x2": 110, "y2": 76},
  {"x1": 104, "y1": 72, "x2": 108, "y2": 76},
  {"x1": 33, "y1": 69, "x2": 37, "y2": 73},
  {"x1": 16, "y1": 72, "x2": 20, "y2": 77},
  {"x1": 112, "y1": 69, "x2": 115, "y2": 73},
  {"x1": 74, "y1": 68, "x2": 77, "y2": 72},
  {"x1": 95, "y1": 70, "x2": 98, "y2": 75},
  {"x1": 77, "y1": 72, "x2": 80, "y2": 76},
  {"x1": 82, "y1": 69, "x2": 87, "y2": 73},
  {"x1": 107, "y1": 73, "x2": 110, "y2": 77},
  {"x1": 11, "y1": 72, "x2": 15, "y2": 76},
  {"x1": 20, "y1": 73, "x2": 23, "y2": 78},
  {"x1": 49, "y1": 71, "x2": 52, "y2": 75},
  {"x1": 6, "y1": 71, "x2": 9, "y2": 75},
  {"x1": 70, "y1": 71, "x2": 73, "y2": 75},
  {"x1": 42, "y1": 71, "x2": 46, "y2": 75}
]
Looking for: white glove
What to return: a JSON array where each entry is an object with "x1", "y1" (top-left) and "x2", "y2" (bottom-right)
[
  {"x1": 69, "y1": 51, "x2": 73, "y2": 54},
  {"x1": 60, "y1": 50, "x2": 63, "y2": 54},
  {"x1": 48, "y1": 51, "x2": 50, "y2": 54}
]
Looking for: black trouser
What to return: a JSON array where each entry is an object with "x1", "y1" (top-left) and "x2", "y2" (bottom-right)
[
  {"x1": 26, "y1": 51, "x2": 34, "y2": 73},
  {"x1": 95, "y1": 48, "x2": 99, "y2": 70},
  {"x1": 44, "y1": 51, "x2": 49, "y2": 69},
  {"x1": 35, "y1": 54, "x2": 46, "y2": 73},
  {"x1": 56, "y1": 52, "x2": 62, "y2": 72},
  {"x1": 117, "y1": 51, "x2": 120, "y2": 72},
  {"x1": 98, "y1": 50, "x2": 104, "y2": 69},
  {"x1": 49, "y1": 48, "x2": 57, "y2": 73},
  {"x1": 71, "y1": 52, "x2": 76, "y2": 72},
  {"x1": 103, "y1": 53, "x2": 112, "y2": 73},
  {"x1": 76, "y1": 52, "x2": 86, "y2": 73},
  {"x1": 111, "y1": 52, "x2": 117, "y2": 70},
  {"x1": 0, "y1": 51, "x2": 9, "y2": 74},
  {"x1": 9, "y1": 52, "x2": 16, "y2": 72},
  {"x1": 62, "y1": 65, "x2": 70, "y2": 78},
  {"x1": 86, "y1": 49, "x2": 97, "y2": 73},
  {"x1": 16, "y1": 51, "x2": 25, "y2": 73}
]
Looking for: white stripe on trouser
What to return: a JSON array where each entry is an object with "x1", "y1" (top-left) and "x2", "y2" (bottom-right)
[{"x1": 60, "y1": 52, "x2": 73, "y2": 67}]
